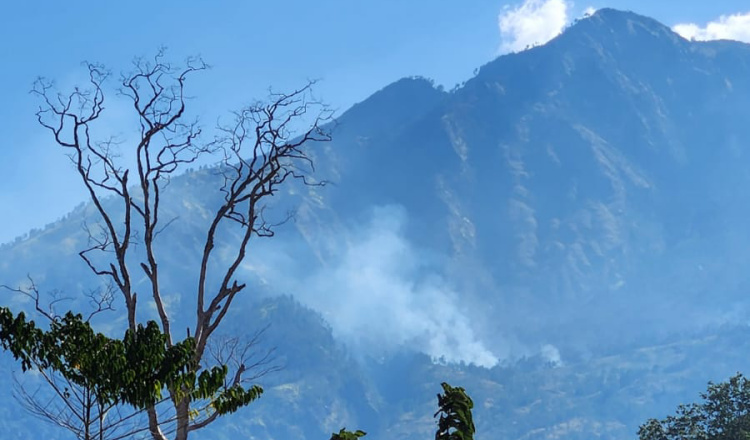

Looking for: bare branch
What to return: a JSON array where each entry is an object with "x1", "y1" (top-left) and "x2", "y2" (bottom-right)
[
  {"x1": 28, "y1": 51, "x2": 328, "y2": 440},
  {"x1": 195, "y1": 83, "x2": 332, "y2": 358},
  {"x1": 13, "y1": 369, "x2": 178, "y2": 440},
  {"x1": 0, "y1": 276, "x2": 71, "y2": 322},
  {"x1": 83, "y1": 283, "x2": 117, "y2": 322},
  {"x1": 189, "y1": 326, "x2": 280, "y2": 431}
]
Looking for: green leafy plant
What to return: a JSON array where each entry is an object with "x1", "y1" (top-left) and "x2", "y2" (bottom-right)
[
  {"x1": 0, "y1": 306, "x2": 263, "y2": 439},
  {"x1": 329, "y1": 428, "x2": 367, "y2": 440},
  {"x1": 329, "y1": 382, "x2": 476, "y2": 440},
  {"x1": 435, "y1": 382, "x2": 476, "y2": 440}
]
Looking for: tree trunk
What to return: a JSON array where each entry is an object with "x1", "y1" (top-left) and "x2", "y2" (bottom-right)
[{"x1": 174, "y1": 398, "x2": 190, "y2": 440}]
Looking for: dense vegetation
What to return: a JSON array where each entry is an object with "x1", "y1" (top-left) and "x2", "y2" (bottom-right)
[{"x1": 639, "y1": 373, "x2": 750, "y2": 440}]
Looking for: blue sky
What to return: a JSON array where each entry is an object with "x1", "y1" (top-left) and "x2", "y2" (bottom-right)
[{"x1": 1, "y1": 0, "x2": 749, "y2": 244}]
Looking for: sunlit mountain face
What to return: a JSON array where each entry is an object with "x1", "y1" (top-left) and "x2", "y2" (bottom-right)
[{"x1": 3, "y1": 8, "x2": 750, "y2": 440}]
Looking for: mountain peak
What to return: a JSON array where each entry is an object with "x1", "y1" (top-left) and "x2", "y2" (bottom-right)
[
  {"x1": 335, "y1": 76, "x2": 445, "y2": 138},
  {"x1": 469, "y1": 8, "x2": 690, "y2": 86},
  {"x1": 572, "y1": 7, "x2": 750, "y2": 50},
  {"x1": 589, "y1": 7, "x2": 660, "y2": 22},
  {"x1": 562, "y1": 7, "x2": 685, "y2": 47}
]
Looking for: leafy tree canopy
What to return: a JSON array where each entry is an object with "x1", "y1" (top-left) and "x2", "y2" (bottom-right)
[
  {"x1": 639, "y1": 373, "x2": 750, "y2": 440},
  {"x1": 0, "y1": 306, "x2": 262, "y2": 414}
]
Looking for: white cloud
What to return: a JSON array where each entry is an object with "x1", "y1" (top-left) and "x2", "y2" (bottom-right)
[
  {"x1": 498, "y1": 0, "x2": 570, "y2": 53},
  {"x1": 673, "y1": 11, "x2": 750, "y2": 43}
]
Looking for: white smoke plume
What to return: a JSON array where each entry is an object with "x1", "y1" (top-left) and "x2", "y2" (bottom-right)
[{"x1": 298, "y1": 205, "x2": 499, "y2": 368}]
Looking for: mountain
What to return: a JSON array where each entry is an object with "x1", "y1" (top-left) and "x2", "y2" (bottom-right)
[
  {"x1": 308, "y1": 7, "x2": 750, "y2": 351},
  {"x1": 3, "y1": 8, "x2": 750, "y2": 440}
]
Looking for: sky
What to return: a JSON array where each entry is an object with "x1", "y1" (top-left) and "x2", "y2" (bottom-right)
[{"x1": 1, "y1": 0, "x2": 749, "y2": 246}]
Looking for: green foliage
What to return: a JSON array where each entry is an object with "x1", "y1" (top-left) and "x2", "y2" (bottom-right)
[
  {"x1": 0, "y1": 307, "x2": 45, "y2": 371},
  {"x1": 434, "y1": 382, "x2": 476, "y2": 440},
  {"x1": 0, "y1": 306, "x2": 262, "y2": 414},
  {"x1": 330, "y1": 382, "x2": 475, "y2": 440},
  {"x1": 329, "y1": 428, "x2": 367, "y2": 440},
  {"x1": 211, "y1": 384, "x2": 264, "y2": 415},
  {"x1": 639, "y1": 373, "x2": 750, "y2": 440}
]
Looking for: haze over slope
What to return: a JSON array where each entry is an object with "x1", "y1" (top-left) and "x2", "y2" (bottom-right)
[
  {"x1": 291, "y1": 7, "x2": 750, "y2": 360},
  {"x1": 2, "y1": 8, "x2": 750, "y2": 440}
]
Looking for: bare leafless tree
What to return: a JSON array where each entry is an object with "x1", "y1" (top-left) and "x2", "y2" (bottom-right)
[{"x1": 27, "y1": 49, "x2": 332, "y2": 440}]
